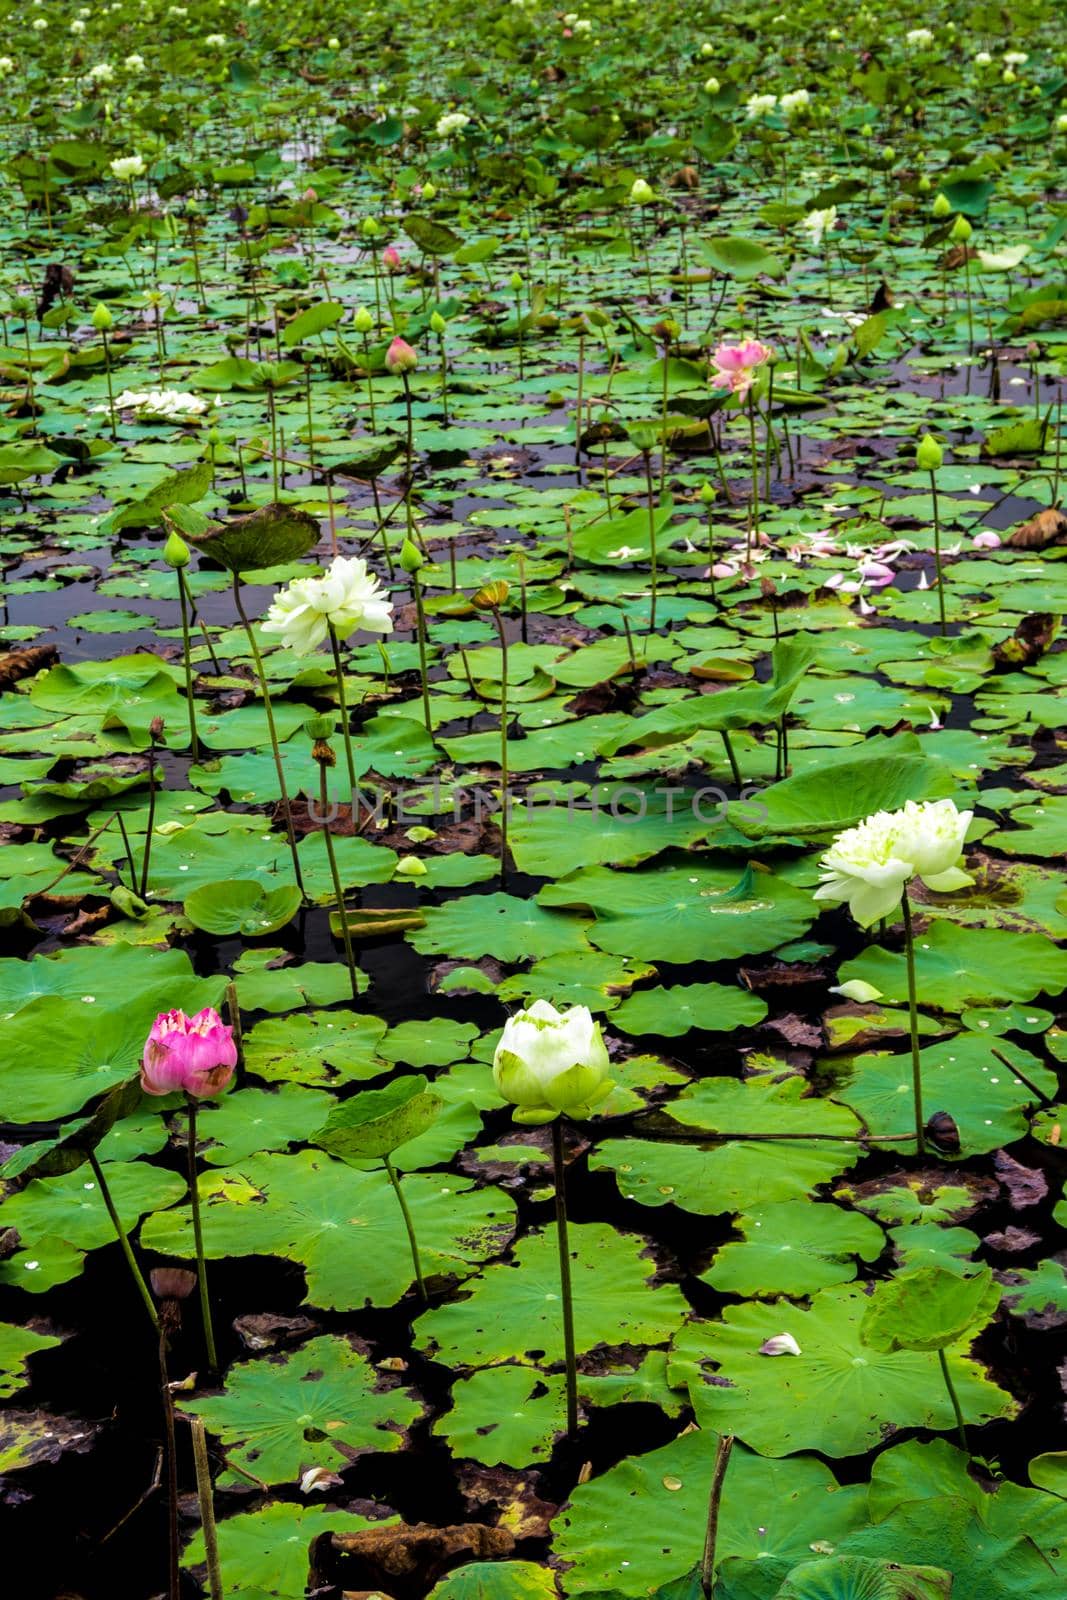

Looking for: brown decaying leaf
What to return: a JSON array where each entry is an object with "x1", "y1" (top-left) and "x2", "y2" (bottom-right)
[
  {"x1": 1006, "y1": 508, "x2": 1067, "y2": 549},
  {"x1": 313, "y1": 1521, "x2": 515, "y2": 1597},
  {"x1": 992, "y1": 611, "x2": 1058, "y2": 667},
  {"x1": 994, "y1": 1150, "x2": 1048, "y2": 1209},
  {"x1": 0, "y1": 645, "x2": 58, "y2": 689}
]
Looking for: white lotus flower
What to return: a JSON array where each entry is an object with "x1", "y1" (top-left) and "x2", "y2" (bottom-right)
[
  {"x1": 779, "y1": 89, "x2": 811, "y2": 115},
  {"x1": 815, "y1": 799, "x2": 973, "y2": 927},
  {"x1": 123, "y1": 53, "x2": 145, "y2": 71},
  {"x1": 492, "y1": 999, "x2": 612, "y2": 1125},
  {"x1": 110, "y1": 154, "x2": 145, "y2": 180},
  {"x1": 0, "y1": 57, "x2": 16, "y2": 74},
  {"x1": 889, "y1": 799, "x2": 973, "y2": 890},
  {"x1": 906, "y1": 27, "x2": 934, "y2": 46},
  {"x1": 801, "y1": 206, "x2": 837, "y2": 250},
  {"x1": 87, "y1": 61, "x2": 115, "y2": 80},
  {"x1": 745, "y1": 93, "x2": 778, "y2": 119},
  {"x1": 262, "y1": 556, "x2": 394, "y2": 654},
  {"x1": 436, "y1": 110, "x2": 471, "y2": 138}
]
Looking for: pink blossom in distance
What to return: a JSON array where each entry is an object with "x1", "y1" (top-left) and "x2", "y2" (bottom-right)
[{"x1": 709, "y1": 338, "x2": 772, "y2": 396}]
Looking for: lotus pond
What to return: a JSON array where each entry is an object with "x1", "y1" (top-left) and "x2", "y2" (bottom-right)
[{"x1": 2, "y1": 3, "x2": 1067, "y2": 1598}]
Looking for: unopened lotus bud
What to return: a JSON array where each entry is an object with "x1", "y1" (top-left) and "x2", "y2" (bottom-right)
[
  {"x1": 882, "y1": 145, "x2": 895, "y2": 162},
  {"x1": 429, "y1": 310, "x2": 446, "y2": 335},
  {"x1": 92, "y1": 302, "x2": 113, "y2": 331},
  {"x1": 362, "y1": 216, "x2": 381, "y2": 238},
  {"x1": 382, "y1": 244, "x2": 401, "y2": 270},
  {"x1": 353, "y1": 306, "x2": 374, "y2": 333},
  {"x1": 385, "y1": 336, "x2": 418, "y2": 374},
  {"x1": 699, "y1": 480, "x2": 716, "y2": 504},
  {"x1": 509, "y1": 270, "x2": 523, "y2": 291},
  {"x1": 931, "y1": 192, "x2": 952, "y2": 218},
  {"x1": 422, "y1": 181, "x2": 437, "y2": 199},
  {"x1": 629, "y1": 177, "x2": 654, "y2": 204},
  {"x1": 949, "y1": 214, "x2": 972, "y2": 243},
  {"x1": 399, "y1": 537, "x2": 424, "y2": 574},
  {"x1": 925, "y1": 1109, "x2": 961, "y2": 1155},
  {"x1": 473, "y1": 579, "x2": 510, "y2": 610},
  {"x1": 918, "y1": 174, "x2": 932, "y2": 192},
  {"x1": 327, "y1": 36, "x2": 340, "y2": 50},
  {"x1": 163, "y1": 530, "x2": 190, "y2": 568},
  {"x1": 916, "y1": 433, "x2": 943, "y2": 472}
]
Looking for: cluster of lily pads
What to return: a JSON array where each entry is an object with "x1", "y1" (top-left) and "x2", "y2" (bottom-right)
[{"x1": 1, "y1": 2, "x2": 1066, "y2": 1599}]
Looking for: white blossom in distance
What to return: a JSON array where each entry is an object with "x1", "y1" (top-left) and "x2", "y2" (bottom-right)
[
  {"x1": 95, "y1": 389, "x2": 208, "y2": 420},
  {"x1": 745, "y1": 93, "x2": 778, "y2": 118},
  {"x1": 262, "y1": 555, "x2": 394, "y2": 654},
  {"x1": 110, "y1": 153, "x2": 145, "y2": 179},
  {"x1": 800, "y1": 205, "x2": 837, "y2": 249},
  {"x1": 435, "y1": 110, "x2": 471, "y2": 138}
]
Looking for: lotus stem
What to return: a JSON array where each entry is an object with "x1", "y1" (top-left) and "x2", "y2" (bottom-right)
[
  {"x1": 928, "y1": 468, "x2": 947, "y2": 636},
  {"x1": 700, "y1": 1433, "x2": 735, "y2": 1600},
  {"x1": 641, "y1": 448, "x2": 659, "y2": 632},
  {"x1": 551, "y1": 1119, "x2": 579, "y2": 1441},
  {"x1": 185, "y1": 1099, "x2": 218, "y2": 1371},
  {"x1": 189, "y1": 1417, "x2": 225, "y2": 1600},
  {"x1": 385, "y1": 1155, "x2": 426, "y2": 1303},
  {"x1": 317, "y1": 758, "x2": 360, "y2": 1002},
  {"x1": 327, "y1": 624, "x2": 359, "y2": 794},
  {"x1": 87, "y1": 1151, "x2": 159, "y2": 1331},
  {"x1": 900, "y1": 892, "x2": 926, "y2": 1156},
  {"x1": 488, "y1": 602, "x2": 510, "y2": 887},
  {"x1": 231, "y1": 574, "x2": 307, "y2": 900},
  {"x1": 937, "y1": 1349, "x2": 969, "y2": 1456},
  {"x1": 176, "y1": 568, "x2": 200, "y2": 762}
]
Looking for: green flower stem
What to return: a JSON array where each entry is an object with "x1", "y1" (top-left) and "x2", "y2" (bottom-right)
[
  {"x1": 901, "y1": 892, "x2": 926, "y2": 1156},
  {"x1": 746, "y1": 389, "x2": 760, "y2": 551},
  {"x1": 87, "y1": 1151, "x2": 159, "y2": 1331},
  {"x1": 641, "y1": 449, "x2": 659, "y2": 633},
  {"x1": 318, "y1": 758, "x2": 360, "y2": 1001},
  {"x1": 138, "y1": 728, "x2": 160, "y2": 899},
  {"x1": 384, "y1": 1155, "x2": 427, "y2": 1304},
  {"x1": 231, "y1": 575, "x2": 306, "y2": 900},
  {"x1": 937, "y1": 1348, "x2": 969, "y2": 1455},
  {"x1": 575, "y1": 332, "x2": 585, "y2": 464},
  {"x1": 362, "y1": 333, "x2": 378, "y2": 430},
  {"x1": 157, "y1": 1323, "x2": 180, "y2": 1600},
  {"x1": 185, "y1": 1099, "x2": 218, "y2": 1371},
  {"x1": 659, "y1": 342, "x2": 670, "y2": 497},
  {"x1": 327, "y1": 625, "x2": 358, "y2": 795},
  {"x1": 101, "y1": 327, "x2": 117, "y2": 441},
  {"x1": 189, "y1": 1416, "x2": 225, "y2": 1600},
  {"x1": 401, "y1": 371, "x2": 417, "y2": 546},
  {"x1": 551, "y1": 1118, "x2": 579, "y2": 1441},
  {"x1": 720, "y1": 730, "x2": 742, "y2": 788},
  {"x1": 176, "y1": 567, "x2": 200, "y2": 762},
  {"x1": 700, "y1": 1433, "x2": 735, "y2": 1600},
  {"x1": 410, "y1": 571, "x2": 433, "y2": 735},
  {"x1": 437, "y1": 330, "x2": 449, "y2": 425},
  {"x1": 928, "y1": 468, "x2": 947, "y2": 636},
  {"x1": 488, "y1": 603, "x2": 510, "y2": 887}
]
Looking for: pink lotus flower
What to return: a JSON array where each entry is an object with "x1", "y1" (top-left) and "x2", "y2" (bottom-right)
[
  {"x1": 141, "y1": 1008, "x2": 238, "y2": 1099},
  {"x1": 385, "y1": 336, "x2": 418, "y2": 374},
  {"x1": 382, "y1": 245, "x2": 402, "y2": 271},
  {"x1": 709, "y1": 338, "x2": 772, "y2": 396},
  {"x1": 856, "y1": 560, "x2": 896, "y2": 588}
]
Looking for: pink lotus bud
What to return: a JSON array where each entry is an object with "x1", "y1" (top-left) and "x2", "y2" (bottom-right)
[
  {"x1": 141, "y1": 1007, "x2": 238, "y2": 1099},
  {"x1": 971, "y1": 530, "x2": 1001, "y2": 549},
  {"x1": 382, "y1": 244, "x2": 402, "y2": 271},
  {"x1": 302, "y1": 187, "x2": 318, "y2": 204},
  {"x1": 385, "y1": 336, "x2": 418, "y2": 374}
]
